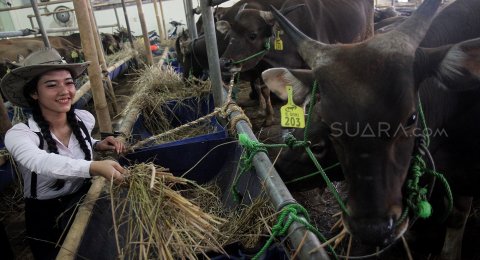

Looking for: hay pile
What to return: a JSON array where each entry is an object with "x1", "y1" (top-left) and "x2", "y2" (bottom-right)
[
  {"x1": 110, "y1": 163, "x2": 277, "y2": 259},
  {"x1": 111, "y1": 163, "x2": 227, "y2": 259},
  {"x1": 121, "y1": 64, "x2": 213, "y2": 145},
  {"x1": 105, "y1": 46, "x2": 137, "y2": 67}
]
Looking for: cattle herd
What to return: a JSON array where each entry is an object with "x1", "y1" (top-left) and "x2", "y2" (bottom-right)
[
  {"x1": 2, "y1": 0, "x2": 479, "y2": 258},
  {"x1": 0, "y1": 30, "x2": 126, "y2": 86},
  {"x1": 176, "y1": 0, "x2": 480, "y2": 259}
]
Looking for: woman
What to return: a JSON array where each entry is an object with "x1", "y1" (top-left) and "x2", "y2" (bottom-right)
[{"x1": 0, "y1": 48, "x2": 127, "y2": 259}]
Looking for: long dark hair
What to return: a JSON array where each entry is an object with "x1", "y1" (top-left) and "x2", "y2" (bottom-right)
[{"x1": 24, "y1": 73, "x2": 92, "y2": 189}]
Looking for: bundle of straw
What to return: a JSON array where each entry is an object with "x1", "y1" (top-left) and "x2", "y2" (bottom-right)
[
  {"x1": 110, "y1": 163, "x2": 227, "y2": 259},
  {"x1": 121, "y1": 65, "x2": 213, "y2": 144}
]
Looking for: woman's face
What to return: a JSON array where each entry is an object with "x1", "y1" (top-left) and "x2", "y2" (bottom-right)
[{"x1": 31, "y1": 69, "x2": 76, "y2": 114}]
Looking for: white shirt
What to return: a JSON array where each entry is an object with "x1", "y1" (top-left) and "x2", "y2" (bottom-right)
[{"x1": 5, "y1": 109, "x2": 99, "y2": 200}]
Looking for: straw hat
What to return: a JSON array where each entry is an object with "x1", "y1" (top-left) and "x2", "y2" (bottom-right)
[{"x1": 0, "y1": 48, "x2": 90, "y2": 108}]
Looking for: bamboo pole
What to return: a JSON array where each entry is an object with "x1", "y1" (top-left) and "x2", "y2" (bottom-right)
[
  {"x1": 152, "y1": 0, "x2": 165, "y2": 40},
  {"x1": 73, "y1": 54, "x2": 134, "y2": 104},
  {"x1": 135, "y1": 0, "x2": 154, "y2": 66},
  {"x1": 73, "y1": 0, "x2": 112, "y2": 133},
  {"x1": 86, "y1": 0, "x2": 119, "y2": 116},
  {"x1": 56, "y1": 178, "x2": 106, "y2": 259}
]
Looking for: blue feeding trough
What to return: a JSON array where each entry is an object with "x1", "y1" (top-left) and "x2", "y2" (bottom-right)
[
  {"x1": 0, "y1": 141, "x2": 14, "y2": 193},
  {"x1": 0, "y1": 108, "x2": 15, "y2": 192},
  {"x1": 120, "y1": 95, "x2": 236, "y2": 184}
]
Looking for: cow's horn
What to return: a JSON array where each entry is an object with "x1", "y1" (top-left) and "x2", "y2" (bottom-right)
[
  {"x1": 259, "y1": 11, "x2": 273, "y2": 22},
  {"x1": 235, "y1": 3, "x2": 248, "y2": 22},
  {"x1": 393, "y1": 0, "x2": 442, "y2": 49},
  {"x1": 269, "y1": 5, "x2": 332, "y2": 70},
  {"x1": 260, "y1": 4, "x2": 304, "y2": 24}
]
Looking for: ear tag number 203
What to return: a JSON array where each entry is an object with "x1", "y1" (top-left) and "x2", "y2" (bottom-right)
[{"x1": 280, "y1": 85, "x2": 305, "y2": 128}]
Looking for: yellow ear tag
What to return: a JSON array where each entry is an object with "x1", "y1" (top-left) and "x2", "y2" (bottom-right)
[
  {"x1": 280, "y1": 85, "x2": 305, "y2": 128},
  {"x1": 274, "y1": 30, "x2": 283, "y2": 51}
]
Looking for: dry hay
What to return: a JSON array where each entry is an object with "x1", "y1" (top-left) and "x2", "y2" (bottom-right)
[
  {"x1": 105, "y1": 46, "x2": 137, "y2": 67},
  {"x1": 111, "y1": 163, "x2": 227, "y2": 259},
  {"x1": 122, "y1": 65, "x2": 213, "y2": 144},
  {"x1": 110, "y1": 163, "x2": 277, "y2": 259}
]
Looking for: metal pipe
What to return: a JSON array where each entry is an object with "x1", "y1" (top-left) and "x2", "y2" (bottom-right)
[
  {"x1": 26, "y1": 8, "x2": 74, "y2": 18},
  {"x1": 199, "y1": 0, "x2": 223, "y2": 108},
  {"x1": 33, "y1": 24, "x2": 118, "y2": 33},
  {"x1": 0, "y1": 0, "x2": 139, "y2": 12},
  {"x1": 183, "y1": 0, "x2": 198, "y2": 39},
  {"x1": 199, "y1": 0, "x2": 330, "y2": 258},
  {"x1": 0, "y1": 0, "x2": 72, "y2": 12},
  {"x1": 113, "y1": 7, "x2": 121, "y2": 32},
  {"x1": 0, "y1": 28, "x2": 36, "y2": 38},
  {"x1": 30, "y1": 0, "x2": 50, "y2": 48},
  {"x1": 121, "y1": 0, "x2": 135, "y2": 48}
]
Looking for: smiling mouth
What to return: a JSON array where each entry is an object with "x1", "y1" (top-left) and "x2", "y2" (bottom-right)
[{"x1": 56, "y1": 98, "x2": 71, "y2": 104}]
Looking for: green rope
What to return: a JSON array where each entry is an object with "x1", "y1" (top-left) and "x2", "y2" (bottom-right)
[
  {"x1": 404, "y1": 155, "x2": 433, "y2": 219},
  {"x1": 252, "y1": 204, "x2": 339, "y2": 260},
  {"x1": 284, "y1": 162, "x2": 340, "y2": 184},
  {"x1": 232, "y1": 39, "x2": 271, "y2": 65},
  {"x1": 231, "y1": 133, "x2": 268, "y2": 202},
  {"x1": 397, "y1": 97, "x2": 453, "y2": 226}
]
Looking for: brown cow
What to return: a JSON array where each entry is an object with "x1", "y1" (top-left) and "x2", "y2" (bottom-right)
[{"x1": 269, "y1": 0, "x2": 480, "y2": 258}]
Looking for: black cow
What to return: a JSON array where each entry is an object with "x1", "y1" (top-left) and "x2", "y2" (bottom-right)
[
  {"x1": 268, "y1": 0, "x2": 480, "y2": 258},
  {"x1": 215, "y1": 0, "x2": 373, "y2": 125},
  {"x1": 374, "y1": 6, "x2": 400, "y2": 23},
  {"x1": 175, "y1": 26, "x2": 276, "y2": 125}
]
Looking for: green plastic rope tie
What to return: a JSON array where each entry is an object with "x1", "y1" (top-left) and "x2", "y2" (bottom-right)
[
  {"x1": 252, "y1": 204, "x2": 338, "y2": 260},
  {"x1": 232, "y1": 39, "x2": 271, "y2": 65},
  {"x1": 398, "y1": 97, "x2": 453, "y2": 225},
  {"x1": 231, "y1": 133, "x2": 268, "y2": 202}
]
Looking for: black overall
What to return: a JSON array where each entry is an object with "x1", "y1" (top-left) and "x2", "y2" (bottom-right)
[{"x1": 24, "y1": 120, "x2": 92, "y2": 260}]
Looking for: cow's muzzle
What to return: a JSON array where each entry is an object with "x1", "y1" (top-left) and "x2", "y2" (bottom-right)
[
  {"x1": 344, "y1": 215, "x2": 408, "y2": 246},
  {"x1": 219, "y1": 58, "x2": 241, "y2": 74}
]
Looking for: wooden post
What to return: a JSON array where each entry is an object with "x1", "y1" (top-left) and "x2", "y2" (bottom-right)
[
  {"x1": 86, "y1": 0, "x2": 119, "y2": 116},
  {"x1": 135, "y1": 0, "x2": 154, "y2": 66},
  {"x1": 72, "y1": 0, "x2": 112, "y2": 134},
  {"x1": 0, "y1": 96, "x2": 12, "y2": 140},
  {"x1": 158, "y1": 0, "x2": 167, "y2": 40},
  {"x1": 152, "y1": 0, "x2": 165, "y2": 40}
]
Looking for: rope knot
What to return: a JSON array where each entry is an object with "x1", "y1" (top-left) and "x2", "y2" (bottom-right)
[{"x1": 284, "y1": 133, "x2": 297, "y2": 148}]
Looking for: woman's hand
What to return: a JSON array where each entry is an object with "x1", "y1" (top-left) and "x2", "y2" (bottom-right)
[
  {"x1": 89, "y1": 160, "x2": 127, "y2": 184},
  {"x1": 94, "y1": 136, "x2": 127, "y2": 154}
]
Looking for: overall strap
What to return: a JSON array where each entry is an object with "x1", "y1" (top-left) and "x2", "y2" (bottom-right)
[
  {"x1": 26, "y1": 120, "x2": 44, "y2": 200},
  {"x1": 76, "y1": 118, "x2": 93, "y2": 151}
]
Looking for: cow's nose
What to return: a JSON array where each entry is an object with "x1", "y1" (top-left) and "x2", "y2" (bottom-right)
[
  {"x1": 219, "y1": 58, "x2": 234, "y2": 72},
  {"x1": 347, "y1": 216, "x2": 396, "y2": 246}
]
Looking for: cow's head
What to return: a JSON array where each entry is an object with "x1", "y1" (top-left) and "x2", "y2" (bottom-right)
[
  {"x1": 271, "y1": 0, "x2": 480, "y2": 246},
  {"x1": 262, "y1": 68, "x2": 344, "y2": 191},
  {"x1": 101, "y1": 33, "x2": 120, "y2": 55},
  {"x1": 216, "y1": 3, "x2": 303, "y2": 74},
  {"x1": 175, "y1": 28, "x2": 230, "y2": 80}
]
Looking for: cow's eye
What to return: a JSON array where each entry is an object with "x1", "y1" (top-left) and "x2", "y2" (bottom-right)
[
  {"x1": 405, "y1": 113, "x2": 417, "y2": 128},
  {"x1": 248, "y1": 33, "x2": 257, "y2": 41},
  {"x1": 310, "y1": 140, "x2": 327, "y2": 157}
]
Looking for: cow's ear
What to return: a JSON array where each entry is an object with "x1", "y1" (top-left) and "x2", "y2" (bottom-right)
[
  {"x1": 216, "y1": 20, "x2": 230, "y2": 34},
  {"x1": 416, "y1": 38, "x2": 480, "y2": 90},
  {"x1": 262, "y1": 68, "x2": 312, "y2": 105}
]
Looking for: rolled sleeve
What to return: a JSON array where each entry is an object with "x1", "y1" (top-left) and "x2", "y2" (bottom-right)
[{"x1": 5, "y1": 124, "x2": 92, "y2": 179}]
